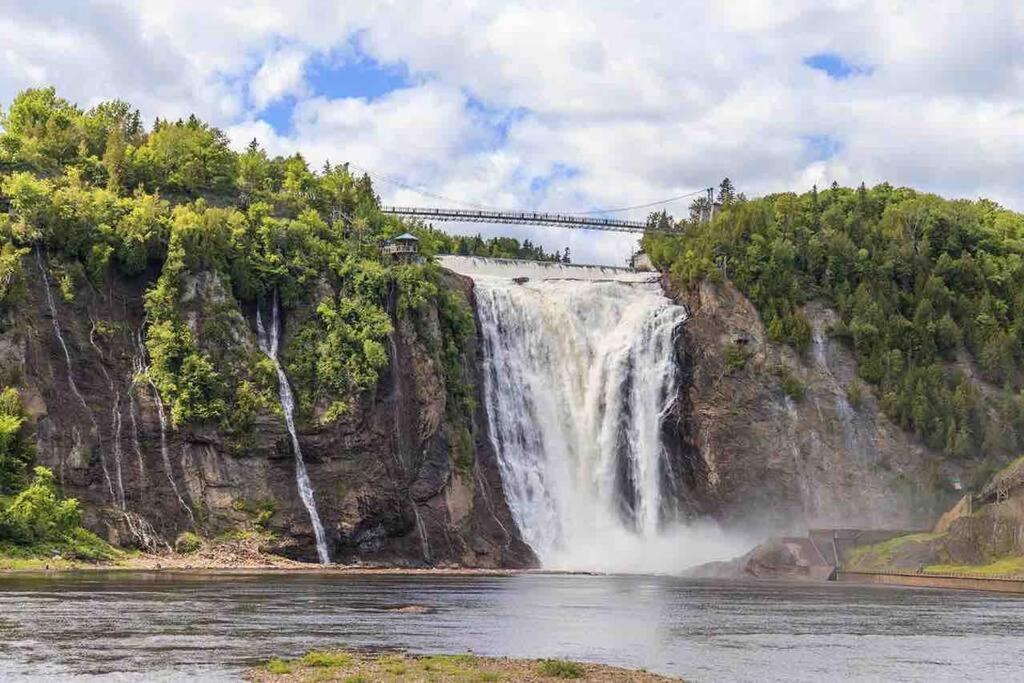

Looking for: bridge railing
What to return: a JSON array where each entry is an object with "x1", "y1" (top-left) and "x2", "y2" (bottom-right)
[{"x1": 380, "y1": 205, "x2": 653, "y2": 233}]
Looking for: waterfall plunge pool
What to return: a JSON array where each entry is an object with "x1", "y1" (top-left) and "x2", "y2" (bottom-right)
[{"x1": 0, "y1": 571, "x2": 1022, "y2": 681}]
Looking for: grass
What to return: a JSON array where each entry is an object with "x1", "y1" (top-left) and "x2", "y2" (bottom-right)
[
  {"x1": 843, "y1": 532, "x2": 942, "y2": 571},
  {"x1": 0, "y1": 527, "x2": 124, "y2": 570},
  {"x1": 924, "y1": 556, "x2": 1024, "y2": 577},
  {"x1": 265, "y1": 659, "x2": 294, "y2": 675},
  {"x1": 723, "y1": 344, "x2": 751, "y2": 373},
  {"x1": 253, "y1": 650, "x2": 677, "y2": 681},
  {"x1": 538, "y1": 659, "x2": 586, "y2": 678},
  {"x1": 299, "y1": 651, "x2": 354, "y2": 668},
  {"x1": 771, "y1": 365, "x2": 805, "y2": 401}
]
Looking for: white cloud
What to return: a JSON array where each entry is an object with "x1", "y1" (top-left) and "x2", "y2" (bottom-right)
[
  {"x1": 1, "y1": 1, "x2": 1022, "y2": 263},
  {"x1": 249, "y1": 48, "x2": 310, "y2": 109}
]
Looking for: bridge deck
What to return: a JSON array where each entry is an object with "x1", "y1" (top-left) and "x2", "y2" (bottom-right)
[{"x1": 380, "y1": 206, "x2": 654, "y2": 233}]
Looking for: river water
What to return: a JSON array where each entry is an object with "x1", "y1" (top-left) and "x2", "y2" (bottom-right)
[{"x1": 0, "y1": 572, "x2": 1021, "y2": 681}]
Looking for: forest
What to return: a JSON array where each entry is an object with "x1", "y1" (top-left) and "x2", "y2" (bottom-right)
[
  {"x1": 0, "y1": 87, "x2": 552, "y2": 555},
  {"x1": 645, "y1": 179, "x2": 1024, "y2": 481}
]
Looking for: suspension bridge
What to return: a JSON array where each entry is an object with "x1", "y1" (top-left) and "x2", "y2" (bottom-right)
[
  {"x1": 379, "y1": 206, "x2": 652, "y2": 233},
  {"x1": 365, "y1": 164, "x2": 715, "y2": 234}
]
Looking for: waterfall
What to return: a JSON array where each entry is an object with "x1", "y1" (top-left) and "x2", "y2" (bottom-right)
[
  {"x1": 135, "y1": 325, "x2": 193, "y2": 523},
  {"x1": 386, "y1": 324, "x2": 431, "y2": 564},
  {"x1": 34, "y1": 247, "x2": 115, "y2": 502},
  {"x1": 444, "y1": 256, "x2": 735, "y2": 573},
  {"x1": 89, "y1": 318, "x2": 127, "y2": 509},
  {"x1": 256, "y1": 291, "x2": 331, "y2": 565}
]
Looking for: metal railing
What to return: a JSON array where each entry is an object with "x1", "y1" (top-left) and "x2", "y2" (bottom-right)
[{"x1": 380, "y1": 206, "x2": 655, "y2": 233}]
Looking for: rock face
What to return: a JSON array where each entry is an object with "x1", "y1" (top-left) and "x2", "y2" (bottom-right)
[
  {"x1": 667, "y1": 277, "x2": 960, "y2": 533},
  {"x1": 11, "y1": 254, "x2": 533, "y2": 567},
  {"x1": 9, "y1": 253, "x2": 968, "y2": 565}
]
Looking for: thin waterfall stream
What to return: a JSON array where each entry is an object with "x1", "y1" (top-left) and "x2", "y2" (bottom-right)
[
  {"x1": 256, "y1": 292, "x2": 331, "y2": 564},
  {"x1": 135, "y1": 325, "x2": 194, "y2": 523},
  {"x1": 34, "y1": 246, "x2": 115, "y2": 502}
]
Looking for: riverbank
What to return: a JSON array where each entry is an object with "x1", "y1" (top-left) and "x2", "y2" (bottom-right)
[
  {"x1": 0, "y1": 528, "x2": 538, "y2": 575},
  {"x1": 0, "y1": 554, "x2": 533, "y2": 575},
  {"x1": 246, "y1": 649, "x2": 680, "y2": 682},
  {"x1": 836, "y1": 570, "x2": 1024, "y2": 594}
]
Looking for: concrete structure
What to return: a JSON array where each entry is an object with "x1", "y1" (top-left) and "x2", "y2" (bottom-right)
[
  {"x1": 630, "y1": 250, "x2": 655, "y2": 271},
  {"x1": 836, "y1": 570, "x2": 1024, "y2": 594}
]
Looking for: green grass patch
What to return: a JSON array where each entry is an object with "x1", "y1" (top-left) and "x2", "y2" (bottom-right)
[
  {"x1": 264, "y1": 659, "x2": 293, "y2": 675},
  {"x1": 0, "y1": 530, "x2": 122, "y2": 568},
  {"x1": 299, "y1": 651, "x2": 354, "y2": 668},
  {"x1": 538, "y1": 659, "x2": 586, "y2": 679},
  {"x1": 252, "y1": 650, "x2": 667, "y2": 681},
  {"x1": 771, "y1": 365, "x2": 805, "y2": 401},
  {"x1": 843, "y1": 532, "x2": 942, "y2": 571},
  {"x1": 925, "y1": 556, "x2": 1024, "y2": 577},
  {"x1": 174, "y1": 531, "x2": 202, "y2": 554},
  {"x1": 723, "y1": 343, "x2": 751, "y2": 373}
]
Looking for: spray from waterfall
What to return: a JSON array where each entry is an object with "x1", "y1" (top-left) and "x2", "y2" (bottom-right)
[
  {"x1": 34, "y1": 247, "x2": 115, "y2": 502},
  {"x1": 256, "y1": 291, "x2": 331, "y2": 564},
  {"x1": 443, "y1": 256, "x2": 743, "y2": 573}
]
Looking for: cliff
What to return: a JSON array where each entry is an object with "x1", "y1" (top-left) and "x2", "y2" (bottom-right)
[
  {"x1": 8, "y1": 252, "x2": 532, "y2": 567},
  {"x1": 667, "y1": 277, "x2": 960, "y2": 533}
]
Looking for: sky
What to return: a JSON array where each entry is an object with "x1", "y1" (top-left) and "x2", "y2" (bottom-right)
[{"x1": 0, "y1": 1, "x2": 1022, "y2": 265}]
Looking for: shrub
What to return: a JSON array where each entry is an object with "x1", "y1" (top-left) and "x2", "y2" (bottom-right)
[
  {"x1": 0, "y1": 466, "x2": 81, "y2": 543},
  {"x1": 0, "y1": 388, "x2": 33, "y2": 495},
  {"x1": 264, "y1": 659, "x2": 293, "y2": 675},
  {"x1": 537, "y1": 659, "x2": 586, "y2": 679},
  {"x1": 174, "y1": 531, "x2": 201, "y2": 554},
  {"x1": 723, "y1": 343, "x2": 751, "y2": 373},
  {"x1": 772, "y1": 365, "x2": 805, "y2": 401},
  {"x1": 0, "y1": 467, "x2": 118, "y2": 561},
  {"x1": 846, "y1": 381, "x2": 863, "y2": 408}
]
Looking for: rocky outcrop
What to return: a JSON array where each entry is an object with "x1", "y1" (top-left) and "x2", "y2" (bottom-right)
[
  {"x1": 10, "y1": 253, "x2": 533, "y2": 567},
  {"x1": 668, "y1": 277, "x2": 961, "y2": 534}
]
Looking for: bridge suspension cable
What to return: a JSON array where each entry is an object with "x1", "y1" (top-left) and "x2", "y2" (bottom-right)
[
  {"x1": 346, "y1": 161, "x2": 710, "y2": 226},
  {"x1": 379, "y1": 206, "x2": 661, "y2": 233},
  {"x1": 573, "y1": 187, "x2": 711, "y2": 215}
]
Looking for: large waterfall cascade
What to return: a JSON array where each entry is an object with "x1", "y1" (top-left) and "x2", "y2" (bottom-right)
[
  {"x1": 442, "y1": 256, "x2": 739, "y2": 572},
  {"x1": 256, "y1": 292, "x2": 331, "y2": 564}
]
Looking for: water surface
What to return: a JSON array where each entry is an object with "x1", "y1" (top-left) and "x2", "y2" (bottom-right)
[{"x1": 0, "y1": 572, "x2": 1022, "y2": 681}]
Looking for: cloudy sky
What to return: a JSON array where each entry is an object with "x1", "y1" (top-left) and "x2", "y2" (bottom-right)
[{"x1": 1, "y1": 1, "x2": 1022, "y2": 264}]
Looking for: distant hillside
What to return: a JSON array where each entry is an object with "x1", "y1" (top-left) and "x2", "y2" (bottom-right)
[{"x1": 644, "y1": 182, "x2": 1024, "y2": 487}]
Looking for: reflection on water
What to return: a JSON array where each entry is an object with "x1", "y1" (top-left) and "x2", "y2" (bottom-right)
[{"x1": 0, "y1": 572, "x2": 1022, "y2": 681}]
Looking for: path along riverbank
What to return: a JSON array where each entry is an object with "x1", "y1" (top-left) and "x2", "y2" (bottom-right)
[{"x1": 836, "y1": 570, "x2": 1024, "y2": 594}]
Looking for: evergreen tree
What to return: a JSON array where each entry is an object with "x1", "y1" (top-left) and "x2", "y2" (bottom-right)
[{"x1": 717, "y1": 177, "x2": 736, "y2": 204}]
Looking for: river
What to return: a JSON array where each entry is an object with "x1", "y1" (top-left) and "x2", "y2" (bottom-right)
[{"x1": 0, "y1": 572, "x2": 1021, "y2": 681}]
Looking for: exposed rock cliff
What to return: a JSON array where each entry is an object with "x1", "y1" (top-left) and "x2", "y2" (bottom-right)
[
  {"x1": 668, "y1": 277, "x2": 961, "y2": 533},
  {"x1": 10, "y1": 253, "x2": 532, "y2": 566}
]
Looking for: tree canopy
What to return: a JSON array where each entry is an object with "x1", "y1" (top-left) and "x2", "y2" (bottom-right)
[{"x1": 644, "y1": 181, "x2": 1024, "y2": 481}]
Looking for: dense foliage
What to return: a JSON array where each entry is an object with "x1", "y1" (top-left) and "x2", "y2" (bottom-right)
[
  {"x1": 0, "y1": 87, "x2": 540, "y2": 438},
  {"x1": 416, "y1": 226, "x2": 567, "y2": 262},
  {"x1": 0, "y1": 86, "x2": 548, "y2": 520},
  {"x1": 645, "y1": 182, "x2": 1024, "y2": 474},
  {"x1": 0, "y1": 388, "x2": 34, "y2": 495},
  {"x1": 0, "y1": 466, "x2": 118, "y2": 560}
]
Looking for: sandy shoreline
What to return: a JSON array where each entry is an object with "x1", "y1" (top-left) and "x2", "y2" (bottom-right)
[{"x1": 0, "y1": 553, "x2": 601, "y2": 576}]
